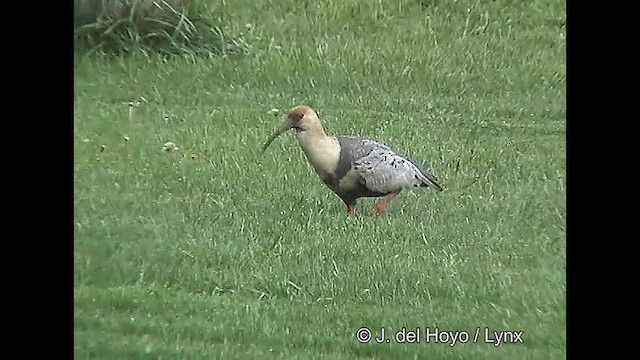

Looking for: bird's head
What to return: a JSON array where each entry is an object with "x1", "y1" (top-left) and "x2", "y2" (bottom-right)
[{"x1": 261, "y1": 105, "x2": 320, "y2": 152}]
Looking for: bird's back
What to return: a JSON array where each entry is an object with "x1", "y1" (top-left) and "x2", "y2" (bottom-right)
[
  {"x1": 335, "y1": 136, "x2": 384, "y2": 178},
  {"x1": 336, "y1": 136, "x2": 443, "y2": 193}
]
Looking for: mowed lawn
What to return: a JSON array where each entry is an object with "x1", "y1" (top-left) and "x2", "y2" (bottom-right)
[{"x1": 74, "y1": 0, "x2": 566, "y2": 359}]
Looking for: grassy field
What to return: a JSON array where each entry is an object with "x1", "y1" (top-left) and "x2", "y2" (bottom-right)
[{"x1": 74, "y1": 0, "x2": 566, "y2": 358}]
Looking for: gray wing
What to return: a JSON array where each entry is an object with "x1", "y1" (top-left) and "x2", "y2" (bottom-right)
[
  {"x1": 335, "y1": 136, "x2": 380, "y2": 179},
  {"x1": 338, "y1": 136, "x2": 443, "y2": 193}
]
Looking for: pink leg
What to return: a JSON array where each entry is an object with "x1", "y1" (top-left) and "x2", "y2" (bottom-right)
[{"x1": 374, "y1": 190, "x2": 401, "y2": 216}]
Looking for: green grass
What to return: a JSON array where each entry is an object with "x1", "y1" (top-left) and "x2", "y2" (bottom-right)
[
  {"x1": 74, "y1": 0, "x2": 566, "y2": 358},
  {"x1": 74, "y1": 0, "x2": 247, "y2": 57}
]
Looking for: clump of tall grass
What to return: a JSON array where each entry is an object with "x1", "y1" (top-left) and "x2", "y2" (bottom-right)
[{"x1": 74, "y1": 0, "x2": 247, "y2": 57}]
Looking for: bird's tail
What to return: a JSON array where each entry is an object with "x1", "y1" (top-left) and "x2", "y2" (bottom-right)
[{"x1": 418, "y1": 171, "x2": 444, "y2": 191}]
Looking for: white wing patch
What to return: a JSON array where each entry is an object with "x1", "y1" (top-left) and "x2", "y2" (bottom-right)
[{"x1": 352, "y1": 141, "x2": 425, "y2": 193}]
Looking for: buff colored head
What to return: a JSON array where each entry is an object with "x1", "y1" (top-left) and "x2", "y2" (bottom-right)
[{"x1": 261, "y1": 105, "x2": 321, "y2": 151}]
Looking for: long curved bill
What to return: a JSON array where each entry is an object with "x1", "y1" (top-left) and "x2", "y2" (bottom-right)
[{"x1": 261, "y1": 119, "x2": 293, "y2": 152}]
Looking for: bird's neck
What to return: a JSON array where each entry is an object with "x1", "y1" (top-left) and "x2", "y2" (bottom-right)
[
  {"x1": 295, "y1": 127, "x2": 339, "y2": 176},
  {"x1": 296, "y1": 126, "x2": 329, "y2": 155}
]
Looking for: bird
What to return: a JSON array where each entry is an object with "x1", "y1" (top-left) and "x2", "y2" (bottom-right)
[{"x1": 261, "y1": 105, "x2": 443, "y2": 216}]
